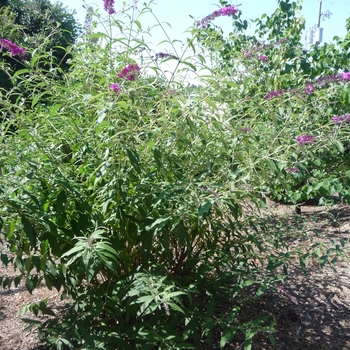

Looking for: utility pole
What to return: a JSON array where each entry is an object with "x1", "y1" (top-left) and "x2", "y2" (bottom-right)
[
  {"x1": 317, "y1": 0, "x2": 322, "y2": 28},
  {"x1": 305, "y1": 0, "x2": 331, "y2": 46},
  {"x1": 315, "y1": 0, "x2": 323, "y2": 45}
]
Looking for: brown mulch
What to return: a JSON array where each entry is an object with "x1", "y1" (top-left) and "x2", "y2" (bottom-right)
[{"x1": 0, "y1": 201, "x2": 349, "y2": 350}]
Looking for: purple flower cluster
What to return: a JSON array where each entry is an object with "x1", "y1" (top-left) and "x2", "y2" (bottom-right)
[
  {"x1": 258, "y1": 55, "x2": 268, "y2": 62},
  {"x1": 155, "y1": 52, "x2": 179, "y2": 60},
  {"x1": 287, "y1": 167, "x2": 299, "y2": 173},
  {"x1": 295, "y1": 135, "x2": 314, "y2": 146},
  {"x1": 109, "y1": 83, "x2": 120, "y2": 93},
  {"x1": 341, "y1": 72, "x2": 350, "y2": 80},
  {"x1": 265, "y1": 84, "x2": 315, "y2": 100},
  {"x1": 103, "y1": 0, "x2": 115, "y2": 15},
  {"x1": 219, "y1": 6, "x2": 239, "y2": 16},
  {"x1": 314, "y1": 74, "x2": 343, "y2": 88},
  {"x1": 196, "y1": 6, "x2": 239, "y2": 28},
  {"x1": 241, "y1": 127, "x2": 252, "y2": 133},
  {"x1": 332, "y1": 114, "x2": 350, "y2": 124},
  {"x1": 0, "y1": 39, "x2": 26, "y2": 57},
  {"x1": 242, "y1": 38, "x2": 286, "y2": 61},
  {"x1": 304, "y1": 84, "x2": 314, "y2": 94},
  {"x1": 312, "y1": 72, "x2": 350, "y2": 88},
  {"x1": 117, "y1": 64, "x2": 140, "y2": 81},
  {"x1": 265, "y1": 90, "x2": 285, "y2": 100},
  {"x1": 242, "y1": 50, "x2": 252, "y2": 59}
]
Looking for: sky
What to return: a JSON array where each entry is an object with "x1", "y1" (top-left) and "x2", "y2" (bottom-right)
[{"x1": 58, "y1": 0, "x2": 350, "y2": 47}]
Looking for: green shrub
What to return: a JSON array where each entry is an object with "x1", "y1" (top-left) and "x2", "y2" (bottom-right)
[{"x1": 0, "y1": 1, "x2": 348, "y2": 349}]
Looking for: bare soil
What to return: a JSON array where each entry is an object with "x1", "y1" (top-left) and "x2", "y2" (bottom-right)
[{"x1": 0, "y1": 201, "x2": 349, "y2": 350}]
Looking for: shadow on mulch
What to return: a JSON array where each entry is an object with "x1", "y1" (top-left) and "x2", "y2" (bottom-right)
[
  {"x1": 221, "y1": 201, "x2": 350, "y2": 350},
  {"x1": 216, "y1": 265, "x2": 349, "y2": 350}
]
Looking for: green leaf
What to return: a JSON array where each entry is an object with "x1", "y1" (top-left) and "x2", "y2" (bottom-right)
[
  {"x1": 135, "y1": 295, "x2": 155, "y2": 303},
  {"x1": 31, "y1": 91, "x2": 51, "y2": 108},
  {"x1": 146, "y1": 217, "x2": 170, "y2": 233},
  {"x1": 153, "y1": 148, "x2": 163, "y2": 171},
  {"x1": 24, "y1": 256, "x2": 32, "y2": 274},
  {"x1": 198, "y1": 200, "x2": 212, "y2": 218},
  {"x1": 181, "y1": 60, "x2": 196, "y2": 70},
  {"x1": 334, "y1": 141, "x2": 344, "y2": 153},
  {"x1": 1, "y1": 253, "x2": 9, "y2": 267},
  {"x1": 6, "y1": 220, "x2": 16, "y2": 239},
  {"x1": 126, "y1": 148, "x2": 142, "y2": 174},
  {"x1": 319, "y1": 255, "x2": 328, "y2": 267},
  {"x1": 14, "y1": 276, "x2": 22, "y2": 287},
  {"x1": 38, "y1": 301, "x2": 56, "y2": 316},
  {"x1": 167, "y1": 301, "x2": 185, "y2": 314},
  {"x1": 49, "y1": 104, "x2": 61, "y2": 117},
  {"x1": 95, "y1": 241, "x2": 118, "y2": 254},
  {"x1": 204, "y1": 98, "x2": 218, "y2": 110},
  {"x1": 25, "y1": 275, "x2": 38, "y2": 294},
  {"x1": 13, "y1": 69, "x2": 30, "y2": 78},
  {"x1": 21, "y1": 216, "x2": 36, "y2": 247},
  {"x1": 55, "y1": 190, "x2": 67, "y2": 214},
  {"x1": 15, "y1": 256, "x2": 25, "y2": 274},
  {"x1": 244, "y1": 337, "x2": 253, "y2": 350},
  {"x1": 61, "y1": 244, "x2": 85, "y2": 264},
  {"x1": 46, "y1": 260, "x2": 58, "y2": 276},
  {"x1": 134, "y1": 20, "x2": 142, "y2": 30},
  {"x1": 220, "y1": 326, "x2": 238, "y2": 348}
]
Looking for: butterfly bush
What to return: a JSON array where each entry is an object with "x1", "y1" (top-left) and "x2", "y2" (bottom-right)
[
  {"x1": 341, "y1": 72, "x2": 350, "y2": 80},
  {"x1": 0, "y1": 38, "x2": 26, "y2": 57},
  {"x1": 265, "y1": 90, "x2": 286, "y2": 100},
  {"x1": 117, "y1": 64, "x2": 140, "y2": 81},
  {"x1": 109, "y1": 83, "x2": 120, "y2": 93},
  {"x1": 304, "y1": 84, "x2": 314, "y2": 94},
  {"x1": 265, "y1": 71, "x2": 350, "y2": 101},
  {"x1": 314, "y1": 74, "x2": 344, "y2": 88},
  {"x1": 332, "y1": 114, "x2": 350, "y2": 124},
  {"x1": 196, "y1": 6, "x2": 239, "y2": 28},
  {"x1": 155, "y1": 52, "x2": 179, "y2": 60},
  {"x1": 295, "y1": 135, "x2": 314, "y2": 146},
  {"x1": 241, "y1": 128, "x2": 252, "y2": 133},
  {"x1": 103, "y1": 0, "x2": 116, "y2": 14},
  {"x1": 258, "y1": 55, "x2": 268, "y2": 62}
]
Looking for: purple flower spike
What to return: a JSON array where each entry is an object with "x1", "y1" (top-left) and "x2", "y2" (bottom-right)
[
  {"x1": 242, "y1": 50, "x2": 251, "y2": 59},
  {"x1": 196, "y1": 5, "x2": 239, "y2": 28},
  {"x1": 314, "y1": 74, "x2": 342, "y2": 88},
  {"x1": 117, "y1": 64, "x2": 140, "y2": 81},
  {"x1": 265, "y1": 90, "x2": 285, "y2": 100},
  {"x1": 241, "y1": 128, "x2": 252, "y2": 133},
  {"x1": 155, "y1": 52, "x2": 179, "y2": 60},
  {"x1": 295, "y1": 135, "x2": 314, "y2": 146},
  {"x1": 219, "y1": 6, "x2": 239, "y2": 16},
  {"x1": 109, "y1": 83, "x2": 120, "y2": 93},
  {"x1": 304, "y1": 84, "x2": 314, "y2": 94},
  {"x1": 341, "y1": 72, "x2": 350, "y2": 81},
  {"x1": 0, "y1": 38, "x2": 26, "y2": 58},
  {"x1": 258, "y1": 55, "x2": 268, "y2": 62},
  {"x1": 332, "y1": 114, "x2": 350, "y2": 124},
  {"x1": 103, "y1": 0, "x2": 116, "y2": 14},
  {"x1": 287, "y1": 167, "x2": 299, "y2": 173}
]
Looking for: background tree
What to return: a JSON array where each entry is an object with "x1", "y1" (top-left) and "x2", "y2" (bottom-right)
[
  {"x1": 0, "y1": 0, "x2": 82, "y2": 132},
  {"x1": 0, "y1": 0, "x2": 82, "y2": 91}
]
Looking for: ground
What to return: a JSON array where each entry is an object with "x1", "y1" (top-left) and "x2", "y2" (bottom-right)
[{"x1": 0, "y1": 200, "x2": 349, "y2": 350}]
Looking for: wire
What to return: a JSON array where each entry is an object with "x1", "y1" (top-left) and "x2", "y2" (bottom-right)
[{"x1": 323, "y1": 0, "x2": 350, "y2": 5}]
